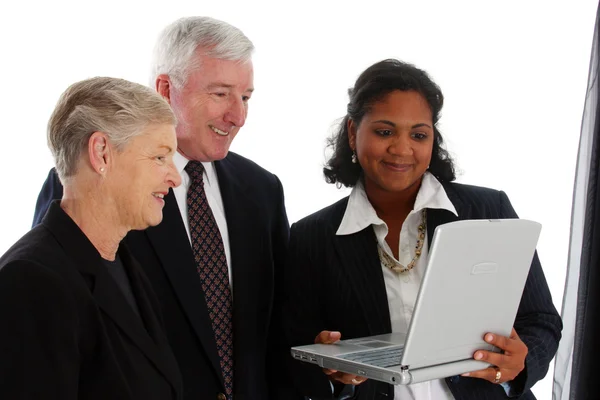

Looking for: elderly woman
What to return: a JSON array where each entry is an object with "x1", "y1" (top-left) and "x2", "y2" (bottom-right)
[
  {"x1": 0, "y1": 77, "x2": 182, "y2": 399},
  {"x1": 280, "y1": 59, "x2": 562, "y2": 400}
]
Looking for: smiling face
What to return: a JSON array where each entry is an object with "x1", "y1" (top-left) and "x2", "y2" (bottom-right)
[
  {"x1": 109, "y1": 123, "x2": 181, "y2": 230},
  {"x1": 166, "y1": 50, "x2": 254, "y2": 162},
  {"x1": 349, "y1": 90, "x2": 434, "y2": 198}
]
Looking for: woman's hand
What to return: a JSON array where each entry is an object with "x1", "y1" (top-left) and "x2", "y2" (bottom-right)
[
  {"x1": 314, "y1": 330, "x2": 368, "y2": 386},
  {"x1": 462, "y1": 328, "x2": 528, "y2": 384}
]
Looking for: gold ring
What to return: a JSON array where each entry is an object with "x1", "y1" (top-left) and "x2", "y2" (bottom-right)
[{"x1": 494, "y1": 368, "x2": 502, "y2": 384}]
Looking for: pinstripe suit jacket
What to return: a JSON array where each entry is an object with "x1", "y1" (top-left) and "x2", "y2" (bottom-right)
[{"x1": 279, "y1": 182, "x2": 562, "y2": 400}]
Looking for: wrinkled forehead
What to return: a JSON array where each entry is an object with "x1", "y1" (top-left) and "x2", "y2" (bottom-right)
[
  {"x1": 186, "y1": 52, "x2": 254, "y2": 90},
  {"x1": 127, "y1": 123, "x2": 178, "y2": 151}
]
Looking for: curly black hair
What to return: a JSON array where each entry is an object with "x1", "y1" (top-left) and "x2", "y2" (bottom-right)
[{"x1": 323, "y1": 59, "x2": 456, "y2": 187}]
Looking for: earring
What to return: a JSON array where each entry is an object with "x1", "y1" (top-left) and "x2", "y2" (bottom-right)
[
  {"x1": 351, "y1": 150, "x2": 357, "y2": 164},
  {"x1": 99, "y1": 167, "x2": 105, "y2": 173}
]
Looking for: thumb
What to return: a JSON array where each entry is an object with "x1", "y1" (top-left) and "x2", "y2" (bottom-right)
[{"x1": 315, "y1": 330, "x2": 342, "y2": 344}]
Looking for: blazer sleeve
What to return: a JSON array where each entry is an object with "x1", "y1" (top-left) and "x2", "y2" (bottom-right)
[
  {"x1": 32, "y1": 168, "x2": 64, "y2": 227},
  {"x1": 499, "y1": 191, "x2": 563, "y2": 396},
  {"x1": 270, "y1": 175, "x2": 291, "y2": 292},
  {"x1": 274, "y1": 221, "x2": 343, "y2": 399},
  {"x1": 0, "y1": 261, "x2": 80, "y2": 399},
  {"x1": 266, "y1": 176, "x2": 305, "y2": 400}
]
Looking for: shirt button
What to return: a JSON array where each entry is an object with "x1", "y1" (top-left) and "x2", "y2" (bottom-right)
[{"x1": 217, "y1": 393, "x2": 226, "y2": 400}]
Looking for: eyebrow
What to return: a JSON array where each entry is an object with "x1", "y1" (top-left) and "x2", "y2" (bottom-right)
[
  {"x1": 372, "y1": 120, "x2": 432, "y2": 129},
  {"x1": 158, "y1": 145, "x2": 175, "y2": 153},
  {"x1": 207, "y1": 83, "x2": 254, "y2": 93}
]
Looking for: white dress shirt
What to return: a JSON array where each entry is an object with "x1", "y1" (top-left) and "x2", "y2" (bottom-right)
[
  {"x1": 337, "y1": 172, "x2": 458, "y2": 400},
  {"x1": 172, "y1": 151, "x2": 233, "y2": 291}
]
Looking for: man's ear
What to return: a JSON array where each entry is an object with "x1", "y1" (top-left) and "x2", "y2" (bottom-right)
[{"x1": 156, "y1": 74, "x2": 172, "y2": 104}]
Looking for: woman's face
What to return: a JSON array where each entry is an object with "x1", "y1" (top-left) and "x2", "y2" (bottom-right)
[
  {"x1": 349, "y1": 90, "x2": 434, "y2": 197},
  {"x1": 108, "y1": 123, "x2": 181, "y2": 230}
]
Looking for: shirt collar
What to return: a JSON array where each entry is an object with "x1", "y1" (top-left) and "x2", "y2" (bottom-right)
[
  {"x1": 336, "y1": 172, "x2": 458, "y2": 236},
  {"x1": 174, "y1": 151, "x2": 217, "y2": 186}
]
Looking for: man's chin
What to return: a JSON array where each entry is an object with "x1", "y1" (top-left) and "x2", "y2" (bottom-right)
[
  {"x1": 207, "y1": 147, "x2": 231, "y2": 162},
  {"x1": 181, "y1": 146, "x2": 231, "y2": 162}
]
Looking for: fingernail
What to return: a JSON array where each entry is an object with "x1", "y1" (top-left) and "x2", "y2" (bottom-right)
[
  {"x1": 485, "y1": 334, "x2": 494, "y2": 342},
  {"x1": 474, "y1": 352, "x2": 483, "y2": 360},
  {"x1": 462, "y1": 373, "x2": 470, "y2": 377}
]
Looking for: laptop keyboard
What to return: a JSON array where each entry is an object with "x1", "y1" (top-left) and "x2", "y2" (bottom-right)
[{"x1": 338, "y1": 347, "x2": 404, "y2": 368}]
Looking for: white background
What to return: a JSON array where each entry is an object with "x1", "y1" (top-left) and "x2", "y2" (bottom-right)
[{"x1": 0, "y1": 1, "x2": 597, "y2": 398}]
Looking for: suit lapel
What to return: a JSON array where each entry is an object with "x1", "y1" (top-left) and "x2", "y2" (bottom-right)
[
  {"x1": 120, "y1": 246, "x2": 182, "y2": 394},
  {"x1": 214, "y1": 158, "x2": 262, "y2": 287},
  {"x1": 214, "y1": 158, "x2": 265, "y2": 381},
  {"x1": 145, "y1": 190, "x2": 224, "y2": 386},
  {"x1": 42, "y1": 202, "x2": 179, "y2": 392},
  {"x1": 329, "y1": 181, "x2": 472, "y2": 335},
  {"x1": 427, "y1": 208, "x2": 460, "y2": 244},
  {"x1": 330, "y1": 201, "x2": 392, "y2": 335},
  {"x1": 427, "y1": 183, "x2": 470, "y2": 244},
  {"x1": 90, "y1": 262, "x2": 179, "y2": 388}
]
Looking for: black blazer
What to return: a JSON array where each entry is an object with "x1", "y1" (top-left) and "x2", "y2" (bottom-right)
[
  {"x1": 32, "y1": 152, "x2": 291, "y2": 400},
  {"x1": 279, "y1": 182, "x2": 562, "y2": 400},
  {"x1": 0, "y1": 202, "x2": 183, "y2": 400}
]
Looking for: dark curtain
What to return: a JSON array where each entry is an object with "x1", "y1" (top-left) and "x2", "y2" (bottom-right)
[{"x1": 570, "y1": 3, "x2": 600, "y2": 399}]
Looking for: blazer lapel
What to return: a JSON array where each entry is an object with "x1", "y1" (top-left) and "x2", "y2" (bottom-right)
[
  {"x1": 90, "y1": 263, "x2": 177, "y2": 382},
  {"x1": 214, "y1": 158, "x2": 266, "y2": 385},
  {"x1": 426, "y1": 183, "x2": 470, "y2": 244},
  {"x1": 329, "y1": 181, "x2": 472, "y2": 335},
  {"x1": 330, "y1": 202, "x2": 392, "y2": 335},
  {"x1": 214, "y1": 158, "x2": 263, "y2": 296},
  {"x1": 426, "y1": 208, "x2": 460, "y2": 244},
  {"x1": 120, "y1": 246, "x2": 182, "y2": 395},
  {"x1": 42, "y1": 202, "x2": 179, "y2": 390},
  {"x1": 145, "y1": 190, "x2": 224, "y2": 386}
]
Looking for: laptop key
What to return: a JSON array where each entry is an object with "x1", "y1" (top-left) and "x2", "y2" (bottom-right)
[{"x1": 339, "y1": 347, "x2": 404, "y2": 368}]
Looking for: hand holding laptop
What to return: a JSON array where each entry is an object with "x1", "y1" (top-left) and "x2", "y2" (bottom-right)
[
  {"x1": 315, "y1": 330, "x2": 368, "y2": 386},
  {"x1": 462, "y1": 328, "x2": 528, "y2": 385},
  {"x1": 311, "y1": 327, "x2": 527, "y2": 387},
  {"x1": 290, "y1": 219, "x2": 544, "y2": 386}
]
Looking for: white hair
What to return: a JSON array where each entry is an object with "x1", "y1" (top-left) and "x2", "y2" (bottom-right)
[
  {"x1": 150, "y1": 16, "x2": 254, "y2": 89},
  {"x1": 48, "y1": 77, "x2": 176, "y2": 182}
]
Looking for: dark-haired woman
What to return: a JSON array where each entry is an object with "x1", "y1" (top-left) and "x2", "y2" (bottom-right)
[{"x1": 279, "y1": 59, "x2": 561, "y2": 400}]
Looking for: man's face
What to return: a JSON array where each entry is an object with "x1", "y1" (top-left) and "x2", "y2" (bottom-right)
[{"x1": 166, "y1": 51, "x2": 254, "y2": 162}]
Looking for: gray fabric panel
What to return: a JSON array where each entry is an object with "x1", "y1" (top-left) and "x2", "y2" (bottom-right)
[{"x1": 553, "y1": 4, "x2": 599, "y2": 399}]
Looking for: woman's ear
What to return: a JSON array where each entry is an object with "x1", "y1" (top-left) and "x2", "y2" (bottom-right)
[
  {"x1": 88, "y1": 132, "x2": 110, "y2": 175},
  {"x1": 347, "y1": 118, "x2": 357, "y2": 151}
]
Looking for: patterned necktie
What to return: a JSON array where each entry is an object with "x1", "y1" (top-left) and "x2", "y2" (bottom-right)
[{"x1": 185, "y1": 161, "x2": 234, "y2": 397}]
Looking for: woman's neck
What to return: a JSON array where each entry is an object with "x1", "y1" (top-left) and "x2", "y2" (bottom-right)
[
  {"x1": 60, "y1": 188, "x2": 127, "y2": 261},
  {"x1": 364, "y1": 177, "x2": 422, "y2": 221}
]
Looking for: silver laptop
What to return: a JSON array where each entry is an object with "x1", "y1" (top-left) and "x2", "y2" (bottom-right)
[{"x1": 290, "y1": 218, "x2": 541, "y2": 385}]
